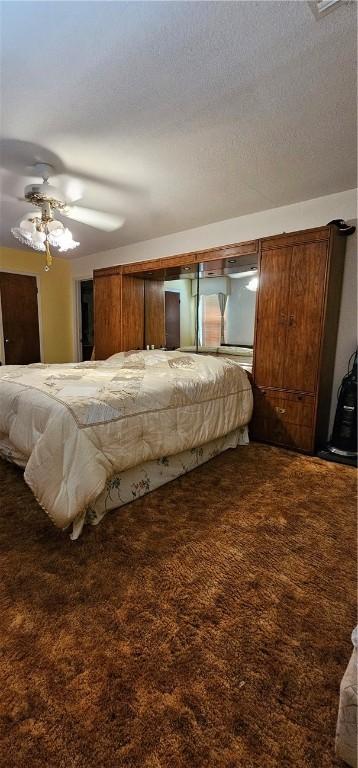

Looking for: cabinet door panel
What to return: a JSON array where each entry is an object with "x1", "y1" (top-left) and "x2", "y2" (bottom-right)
[
  {"x1": 122, "y1": 276, "x2": 144, "y2": 351},
  {"x1": 284, "y1": 242, "x2": 327, "y2": 393},
  {"x1": 94, "y1": 274, "x2": 122, "y2": 359},
  {"x1": 254, "y1": 247, "x2": 291, "y2": 388}
]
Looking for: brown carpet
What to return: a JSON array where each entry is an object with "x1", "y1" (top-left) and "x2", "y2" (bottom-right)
[{"x1": 0, "y1": 444, "x2": 356, "y2": 768}]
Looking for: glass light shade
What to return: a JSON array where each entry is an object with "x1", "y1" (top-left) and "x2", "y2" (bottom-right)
[
  {"x1": 55, "y1": 228, "x2": 80, "y2": 252},
  {"x1": 32, "y1": 229, "x2": 46, "y2": 244},
  {"x1": 47, "y1": 219, "x2": 64, "y2": 234},
  {"x1": 20, "y1": 219, "x2": 36, "y2": 234}
]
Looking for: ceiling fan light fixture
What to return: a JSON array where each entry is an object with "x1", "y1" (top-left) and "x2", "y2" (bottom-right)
[
  {"x1": 32, "y1": 229, "x2": 46, "y2": 245},
  {"x1": 10, "y1": 161, "x2": 126, "y2": 268},
  {"x1": 54, "y1": 228, "x2": 80, "y2": 252},
  {"x1": 11, "y1": 225, "x2": 46, "y2": 251},
  {"x1": 47, "y1": 219, "x2": 64, "y2": 234},
  {"x1": 20, "y1": 219, "x2": 36, "y2": 234}
]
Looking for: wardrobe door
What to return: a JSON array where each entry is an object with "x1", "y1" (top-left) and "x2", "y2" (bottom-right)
[
  {"x1": 94, "y1": 273, "x2": 122, "y2": 359},
  {"x1": 121, "y1": 276, "x2": 144, "y2": 350},
  {"x1": 254, "y1": 247, "x2": 291, "y2": 388},
  {"x1": 284, "y1": 242, "x2": 328, "y2": 393}
]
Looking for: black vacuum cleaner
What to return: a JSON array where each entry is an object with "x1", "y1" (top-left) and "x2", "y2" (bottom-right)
[{"x1": 318, "y1": 350, "x2": 358, "y2": 467}]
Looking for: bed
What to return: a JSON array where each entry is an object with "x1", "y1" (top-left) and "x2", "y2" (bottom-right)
[{"x1": 0, "y1": 349, "x2": 253, "y2": 538}]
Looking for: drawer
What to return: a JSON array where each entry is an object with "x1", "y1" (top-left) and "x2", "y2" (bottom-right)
[
  {"x1": 250, "y1": 388, "x2": 316, "y2": 453},
  {"x1": 253, "y1": 388, "x2": 315, "y2": 427},
  {"x1": 251, "y1": 418, "x2": 314, "y2": 452}
]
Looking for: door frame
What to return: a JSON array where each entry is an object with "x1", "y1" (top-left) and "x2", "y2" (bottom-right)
[
  {"x1": 0, "y1": 269, "x2": 44, "y2": 364},
  {"x1": 74, "y1": 276, "x2": 93, "y2": 362}
]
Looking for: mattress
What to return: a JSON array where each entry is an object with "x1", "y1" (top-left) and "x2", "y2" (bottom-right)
[
  {"x1": 0, "y1": 350, "x2": 252, "y2": 531},
  {"x1": 71, "y1": 425, "x2": 249, "y2": 539}
]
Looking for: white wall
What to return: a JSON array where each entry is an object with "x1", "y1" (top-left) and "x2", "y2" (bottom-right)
[
  {"x1": 71, "y1": 188, "x2": 357, "y2": 436},
  {"x1": 72, "y1": 189, "x2": 357, "y2": 276}
]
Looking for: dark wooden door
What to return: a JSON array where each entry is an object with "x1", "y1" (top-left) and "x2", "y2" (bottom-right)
[
  {"x1": 284, "y1": 242, "x2": 327, "y2": 393},
  {"x1": 0, "y1": 272, "x2": 40, "y2": 364},
  {"x1": 254, "y1": 247, "x2": 291, "y2": 388},
  {"x1": 165, "y1": 291, "x2": 180, "y2": 349}
]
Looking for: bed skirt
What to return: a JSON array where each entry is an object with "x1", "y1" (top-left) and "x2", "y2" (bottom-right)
[{"x1": 71, "y1": 425, "x2": 249, "y2": 539}]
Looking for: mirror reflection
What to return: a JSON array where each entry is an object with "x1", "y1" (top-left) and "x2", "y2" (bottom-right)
[{"x1": 163, "y1": 256, "x2": 258, "y2": 371}]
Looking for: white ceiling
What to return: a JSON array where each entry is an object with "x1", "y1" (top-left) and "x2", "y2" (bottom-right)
[{"x1": 1, "y1": 1, "x2": 357, "y2": 258}]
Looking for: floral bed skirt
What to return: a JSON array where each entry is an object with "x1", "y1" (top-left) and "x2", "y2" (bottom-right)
[{"x1": 71, "y1": 426, "x2": 249, "y2": 539}]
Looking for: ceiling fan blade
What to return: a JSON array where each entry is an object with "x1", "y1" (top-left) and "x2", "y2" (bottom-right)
[
  {"x1": 64, "y1": 205, "x2": 125, "y2": 232},
  {"x1": 55, "y1": 174, "x2": 84, "y2": 203}
]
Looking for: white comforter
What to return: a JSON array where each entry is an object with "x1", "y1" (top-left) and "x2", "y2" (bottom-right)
[{"x1": 0, "y1": 350, "x2": 252, "y2": 529}]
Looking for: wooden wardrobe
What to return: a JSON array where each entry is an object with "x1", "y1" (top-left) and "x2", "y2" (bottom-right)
[
  {"x1": 251, "y1": 225, "x2": 346, "y2": 452},
  {"x1": 93, "y1": 267, "x2": 166, "y2": 358},
  {"x1": 93, "y1": 224, "x2": 348, "y2": 453}
]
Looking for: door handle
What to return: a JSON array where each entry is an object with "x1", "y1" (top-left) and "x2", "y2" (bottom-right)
[
  {"x1": 288, "y1": 315, "x2": 296, "y2": 327},
  {"x1": 4, "y1": 338, "x2": 9, "y2": 344},
  {"x1": 275, "y1": 406, "x2": 286, "y2": 414}
]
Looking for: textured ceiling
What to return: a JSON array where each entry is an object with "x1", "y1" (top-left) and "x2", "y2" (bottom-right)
[{"x1": 1, "y1": 1, "x2": 357, "y2": 258}]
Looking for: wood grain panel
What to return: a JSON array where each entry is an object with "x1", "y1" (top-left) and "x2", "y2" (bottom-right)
[
  {"x1": 121, "y1": 240, "x2": 258, "y2": 275},
  {"x1": 94, "y1": 266, "x2": 123, "y2": 278},
  {"x1": 199, "y1": 241, "x2": 258, "y2": 263},
  {"x1": 254, "y1": 247, "x2": 292, "y2": 388},
  {"x1": 253, "y1": 388, "x2": 315, "y2": 427},
  {"x1": 0, "y1": 272, "x2": 40, "y2": 364},
  {"x1": 121, "y1": 276, "x2": 144, "y2": 351},
  {"x1": 94, "y1": 273, "x2": 122, "y2": 359},
  {"x1": 251, "y1": 417, "x2": 314, "y2": 453},
  {"x1": 145, "y1": 280, "x2": 165, "y2": 347},
  {"x1": 250, "y1": 387, "x2": 315, "y2": 451},
  {"x1": 123, "y1": 260, "x2": 167, "y2": 275},
  {"x1": 261, "y1": 226, "x2": 329, "y2": 250},
  {"x1": 284, "y1": 242, "x2": 328, "y2": 393}
]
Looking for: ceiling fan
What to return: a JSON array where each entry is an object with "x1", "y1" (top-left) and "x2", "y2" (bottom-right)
[{"x1": 10, "y1": 162, "x2": 126, "y2": 270}]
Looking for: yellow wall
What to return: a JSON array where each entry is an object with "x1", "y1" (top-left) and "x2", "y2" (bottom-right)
[{"x1": 0, "y1": 247, "x2": 74, "y2": 363}]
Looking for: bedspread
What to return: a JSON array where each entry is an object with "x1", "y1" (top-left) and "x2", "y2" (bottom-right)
[{"x1": 0, "y1": 350, "x2": 252, "y2": 529}]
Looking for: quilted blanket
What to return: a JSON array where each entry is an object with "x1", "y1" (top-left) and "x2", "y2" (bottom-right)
[{"x1": 0, "y1": 350, "x2": 252, "y2": 529}]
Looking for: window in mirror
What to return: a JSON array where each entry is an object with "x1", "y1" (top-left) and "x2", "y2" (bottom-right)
[{"x1": 195, "y1": 258, "x2": 258, "y2": 361}]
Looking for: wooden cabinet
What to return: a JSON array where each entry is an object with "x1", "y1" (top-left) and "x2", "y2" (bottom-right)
[
  {"x1": 94, "y1": 271, "x2": 122, "y2": 359},
  {"x1": 250, "y1": 388, "x2": 316, "y2": 452},
  {"x1": 122, "y1": 276, "x2": 145, "y2": 352},
  {"x1": 94, "y1": 272, "x2": 145, "y2": 358},
  {"x1": 284, "y1": 242, "x2": 327, "y2": 393},
  {"x1": 252, "y1": 226, "x2": 346, "y2": 452},
  {"x1": 254, "y1": 247, "x2": 291, "y2": 389},
  {"x1": 93, "y1": 225, "x2": 348, "y2": 454}
]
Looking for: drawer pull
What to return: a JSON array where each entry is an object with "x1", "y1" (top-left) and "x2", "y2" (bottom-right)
[{"x1": 275, "y1": 406, "x2": 286, "y2": 414}]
